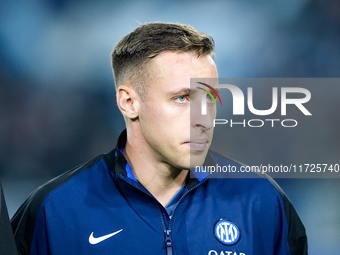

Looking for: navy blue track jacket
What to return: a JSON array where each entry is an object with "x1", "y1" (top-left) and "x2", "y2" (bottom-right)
[{"x1": 11, "y1": 130, "x2": 307, "y2": 255}]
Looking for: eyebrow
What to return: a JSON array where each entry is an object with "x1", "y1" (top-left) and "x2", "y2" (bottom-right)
[
  {"x1": 196, "y1": 82, "x2": 220, "y2": 94},
  {"x1": 195, "y1": 87, "x2": 220, "y2": 95},
  {"x1": 166, "y1": 87, "x2": 220, "y2": 97},
  {"x1": 166, "y1": 88, "x2": 193, "y2": 97}
]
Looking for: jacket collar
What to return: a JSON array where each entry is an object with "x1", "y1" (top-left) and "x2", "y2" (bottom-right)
[{"x1": 104, "y1": 129, "x2": 211, "y2": 190}]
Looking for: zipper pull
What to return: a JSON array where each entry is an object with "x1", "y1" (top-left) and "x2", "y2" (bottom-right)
[{"x1": 164, "y1": 229, "x2": 173, "y2": 255}]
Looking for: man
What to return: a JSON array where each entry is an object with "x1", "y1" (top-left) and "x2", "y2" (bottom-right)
[{"x1": 11, "y1": 22, "x2": 307, "y2": 255}]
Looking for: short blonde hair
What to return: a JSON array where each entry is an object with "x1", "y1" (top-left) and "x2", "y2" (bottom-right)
[{"x1": 111, "y1": 22, "x2": 215, "y2": 98}]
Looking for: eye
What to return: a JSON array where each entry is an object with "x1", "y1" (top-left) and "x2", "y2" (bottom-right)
[
  {"x1": 175, "y1": 95, "x2": 189, "y2": 103},
  {"x1": 207, "y1": 93, "x2": 216, "y2": 103},
  {"x1": 207, "y1": 93, "x2": 214, "y2": 102}
]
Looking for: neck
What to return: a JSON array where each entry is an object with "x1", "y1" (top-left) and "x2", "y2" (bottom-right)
[{"x1": 123, "y1": 128, "x2": 188, "y2": 207}]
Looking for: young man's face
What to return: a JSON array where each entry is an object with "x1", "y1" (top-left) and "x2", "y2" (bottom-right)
[{"x1": 137, "y1": 51, "x2": 218, "y2": 170}]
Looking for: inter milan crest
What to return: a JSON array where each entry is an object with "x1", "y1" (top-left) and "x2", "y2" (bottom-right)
[{"x1": 214, "y1": 219, "x2": 241, "y2": 246}]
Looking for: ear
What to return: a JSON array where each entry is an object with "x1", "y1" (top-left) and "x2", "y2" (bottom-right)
[{"x1": 116, "y1": 84, "x2": 140, "y2": 119}]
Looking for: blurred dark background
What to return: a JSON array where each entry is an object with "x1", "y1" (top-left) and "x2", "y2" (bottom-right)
[{"x1": 1, "y1": 0, "x2": 339, "y2": 254}]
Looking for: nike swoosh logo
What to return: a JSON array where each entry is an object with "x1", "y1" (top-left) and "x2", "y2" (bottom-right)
[{"x1": 89, "y1": 229, "x2": 123, "y2": 244}]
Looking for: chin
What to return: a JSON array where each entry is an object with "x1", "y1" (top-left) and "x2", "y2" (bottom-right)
[{"x1": 189, "y1": 153, "x2": 208, "y2": 170}]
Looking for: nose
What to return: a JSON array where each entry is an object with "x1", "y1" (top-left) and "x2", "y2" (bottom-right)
[{"x1": 191, "y1": 93, "x2": 216, "y2": 131}]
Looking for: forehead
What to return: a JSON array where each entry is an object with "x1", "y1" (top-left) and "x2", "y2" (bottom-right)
[{"x1": 147, "y1": 52, "x2": 217, "y2": 84}]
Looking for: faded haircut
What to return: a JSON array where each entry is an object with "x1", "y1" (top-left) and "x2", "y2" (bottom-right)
[{"x1": 111, "y1": 22, "x2": 215, "y2": 98}]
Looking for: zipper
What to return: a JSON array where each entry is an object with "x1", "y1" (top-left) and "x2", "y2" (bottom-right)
[
  {"x1": 157, "y1": 204, "x2": 173, "y2": 255},
  {"x1": 159, "y1": 178, "x2": 209, "y2": 255},
  {"x1": 164, "y1": 229, "x2": 173, "y2": 255},
  {"x1": 117, "y1": 172, "x2": 209, "y2": 255}
]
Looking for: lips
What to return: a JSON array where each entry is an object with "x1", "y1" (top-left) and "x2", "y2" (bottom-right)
[{"x1": 185, "y1": 139, "x2": 208, "y2": 151}]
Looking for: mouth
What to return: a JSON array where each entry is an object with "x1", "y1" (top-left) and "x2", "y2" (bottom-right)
[{"x1": 184, "y1": 139, "x2": 209, "y2": 152}]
